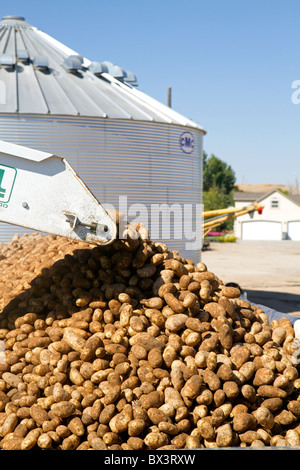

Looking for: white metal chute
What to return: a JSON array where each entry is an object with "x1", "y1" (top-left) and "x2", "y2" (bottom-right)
[{"x1": 0, "y1": 140, "x2": 117, "y2": 244}]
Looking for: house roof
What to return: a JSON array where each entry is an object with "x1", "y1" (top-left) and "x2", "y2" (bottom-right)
[
  {"x1": 233, "y1": 192, "x2": 265, "y2": 202},
  {"x1": 0, "y1": 16, "x2": 205, "y2": 132},
  {"x1": 281, "y1": 193, "x2": 300, "y2": 207},
  {"x1": 234, "y1": 189, "x2": 300, "y2": 207}
]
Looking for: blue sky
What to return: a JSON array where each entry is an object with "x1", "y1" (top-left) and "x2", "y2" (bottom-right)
[{"x1": 2, "y1": 0, "x2": 300, "y2": 186}]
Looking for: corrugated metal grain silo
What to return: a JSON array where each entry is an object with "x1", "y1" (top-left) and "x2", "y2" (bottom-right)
[{"x1": 0, "y1": 16, "x2": 206, "y2": 261}]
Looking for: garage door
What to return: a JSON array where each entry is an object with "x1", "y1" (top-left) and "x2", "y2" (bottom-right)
[
  {"x1": 242, "y1": 221, "x2": 282, "y2": 240},
  {"x1": 288, "y1": 221, "x2": 300, "y2": 240}
]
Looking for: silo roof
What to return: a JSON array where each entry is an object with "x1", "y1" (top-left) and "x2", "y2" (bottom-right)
[{"x1": 0, "y1": 16, "x2": 205, "y2": 132}]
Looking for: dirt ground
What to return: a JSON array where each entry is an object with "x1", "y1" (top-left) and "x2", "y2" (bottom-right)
[{"x1": 201, "y1": 240, "x2": 300, "y2": 317}]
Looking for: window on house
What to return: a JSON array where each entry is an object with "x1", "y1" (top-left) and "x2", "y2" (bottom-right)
[{"x1": 271, "y1": 198, "x2": 279, "y2": 208}]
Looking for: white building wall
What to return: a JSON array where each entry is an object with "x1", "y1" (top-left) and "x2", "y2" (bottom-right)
[{"x1": 234, "y1": 191, "x2": 300, "y2": 240}]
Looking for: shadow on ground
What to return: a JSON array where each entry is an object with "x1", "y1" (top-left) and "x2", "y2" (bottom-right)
[{"x1": 244, "y1": 289, "x2": 300, "y2": 316}]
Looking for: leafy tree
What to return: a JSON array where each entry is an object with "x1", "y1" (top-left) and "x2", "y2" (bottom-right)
[
  {"x1": 203, "y1": 153, "x2": 236, "y2": 194},
  {"x1": 202, "y1": 184, "x2": 234, "y2": 212},
  {"x1": 203, "y1": 152, "x2": 237, "y2": 230}
]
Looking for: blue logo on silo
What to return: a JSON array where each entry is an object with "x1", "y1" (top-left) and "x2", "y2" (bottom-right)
[{"x1": 179, "y1": 132, "x2": 194, "y2": 154}]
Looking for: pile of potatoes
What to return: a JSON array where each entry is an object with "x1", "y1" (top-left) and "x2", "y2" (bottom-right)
[
  {"x1": 0, "y1": 224, "x2": 299, "y2": 450},
  {"x1": 0, "y1": 233, "x2": 88, "y2": 313}
]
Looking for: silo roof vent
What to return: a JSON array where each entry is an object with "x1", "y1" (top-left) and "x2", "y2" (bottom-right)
[
  {"x1": 63, "y1": 55, "x2": 83, "y2": 73},
  {"x1": 0, "y1": 54, "x2": 15, "y2": 67},
  {"x1": 33, "y1": 56, "x2": 49, "y2": 71},
  {"x1": 88, "y1": 60, "x2": 138, "y2": 86},
  {"x1": 88, "y1": 61, "x2": 109, "y2": 76},
  {"x1": 17, "y1": 49, "x2": 29, "y2": 63}
]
